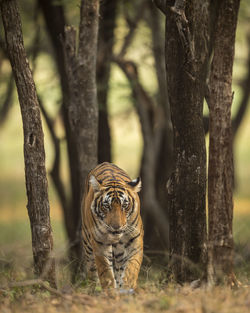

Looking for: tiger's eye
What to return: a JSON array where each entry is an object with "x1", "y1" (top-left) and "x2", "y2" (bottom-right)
[
  {"x1": 102, "y1": 202, "x2": 110, "y2": 210},
  {"x1": 123, "y1": 200, "x2": 130, "y2": 210}
]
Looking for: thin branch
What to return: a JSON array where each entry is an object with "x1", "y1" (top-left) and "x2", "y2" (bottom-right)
[
  {"x1": 146, "y1": 1, "x2": 170, "y2": 158},
  {"x1": 232, "y1": 34, "x2": 250, "y2": 137},
  {"x1": 0, "y1": 73, "x2": 14, "y2": 127},
  {"x1": 0, "y1": 279, "x2": 70, "y2": 298},
  {"x1": 114, "y1": 58, "x2": 169, "y2": 244},
  {"x1": 114, "y1": 58, "x2": 154, "y2": 140},
  {"x1": 117, "y1": 2, "x2": 146, "y2": 59},
  {"x1": 38, "y1": 97, "x2": 70, "y2": 226},
  {"x1": 27, "y1": 15, "x2": 71, "y2": 239}
]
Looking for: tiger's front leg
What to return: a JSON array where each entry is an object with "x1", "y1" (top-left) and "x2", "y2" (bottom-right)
[
  {"x1": 93, "y1": 243, "x2": 116, "y2": 289},
  {"x1": 122, "y1": 249, "x2": 143, "y2": 289},
  {"x1": 113, "y1": 241, "x2": 143, "y2": 289}
]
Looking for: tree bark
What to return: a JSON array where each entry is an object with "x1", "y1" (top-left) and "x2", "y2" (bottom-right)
[
  {"x1": 207, "y1": 0, "x2": 240, "y2": 286},
  {"x1": 63, "y1": 0, "x2": 99, "y2": 278},
  {"x1": 0, "y1": 0, "x2": 56, "y2": 287},
  {"x1": 165, "y1": 0, "x2": 209, "y2": 282},
  {"x1": 97, "y1": 0, "x2": 117, "y2": 163},
  {"x1": 67, "y1": 0, "x2": 99, "y2": 197}
]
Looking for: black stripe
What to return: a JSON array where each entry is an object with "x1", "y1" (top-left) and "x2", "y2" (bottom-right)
[
  {"x1": 93, "y1": 237, "x2": 104, "y2": 245},
  {"x1": 99, "y1": 266, "x2": 113, "y2": 278},
  {"x1": 127, "y1": 198, "x2": 135, "y2": 219},
  {"x1": 129, "y1": 212, "x2": 138, "y2": 226},
  {"x1": 117, "y1": 190, "x2": 125, "y2": 196},
  {"x1": 93, "y1": 197, "x2": 99, "y2": 215},
  {"x1": 122, "y1": 247, "x2": 142, "y2": 264},
  {"x1": 96, "y1": 168, "x2": 112, "y2": 177},
  {"x1": 114, "y1": 252, "x2": 124, "y2": 259},
  {"x1": 82, "y1": 223, "x2": 92, "y2": 242},
  {"x1": 125, "y1": 232, "x2": 141, "y2": 248},
  {"x1": 91, "y1": 211, "x2": 105, "y2": 235},
  {"x1": 104, "y1": 185, "x2": 125, "y2": 191},
  {"x1": 82, "y1": 238, "x2": 93, "y2": 254}
]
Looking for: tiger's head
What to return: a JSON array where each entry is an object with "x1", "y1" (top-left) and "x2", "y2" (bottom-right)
[{"x1": 89, "y1": 175, "x2": 141, "y2": 240}]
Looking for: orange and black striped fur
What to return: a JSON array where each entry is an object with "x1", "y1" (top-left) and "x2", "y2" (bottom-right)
[{"x1": 81, "y1": 162, "x2": 143, "y2": 290}]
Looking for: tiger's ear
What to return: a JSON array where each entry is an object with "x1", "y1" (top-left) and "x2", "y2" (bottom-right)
[
  {"x1": 127, "y1": 177, "x2": 141, "y2": 193},
  {"x1": 89, "y1": 175, "x2": 102, "y2": 192}
]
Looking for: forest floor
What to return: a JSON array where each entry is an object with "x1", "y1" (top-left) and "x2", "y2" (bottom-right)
[
  {"x1": 0, "y1": 278, "x2": 250, "y2": 313},
  {"x1": 1, "y1": 197, "x2": 250, "y2": 313}
]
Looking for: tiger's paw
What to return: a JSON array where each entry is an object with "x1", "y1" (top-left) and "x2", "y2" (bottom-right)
[{"x1": 118, "y1": 288, "x2": 135, "y2": 295}]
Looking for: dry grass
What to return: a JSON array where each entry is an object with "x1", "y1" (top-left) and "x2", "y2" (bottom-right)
[
  {"x1": 0, "y1": 194, "x2": 250, "y2": 313},
  {"x1": 0, "y1": 281, "x2": 250, "y2": 313}
]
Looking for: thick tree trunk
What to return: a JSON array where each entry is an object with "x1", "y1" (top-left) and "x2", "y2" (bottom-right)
[
  {"x1": 207, "y1": 0, "x2": 240, "y2": 286},
  {"x1": 63, "y1": 0, "x2": 99, "y2": 278},
  {"x1": 72, "y1": 0, "x2": 99, "y2": 196},
  {"x1": 97, "y1": 0, "x2": 117, "y2": 163},
  {"x1": 0, "y1": 0, "x2": 56, "y2": 287},
  {"x1": 165, "y1": 0, "x2": 209, "y2": 282}
]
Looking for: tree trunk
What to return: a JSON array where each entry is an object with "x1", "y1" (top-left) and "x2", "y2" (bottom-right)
[
  {"x1": 0, "y1": 0, "x2": 56, "y2": 287},
  {"x1": 207, "y1": 0, "x2": 240, "y2": 286},
  {"x1": 97, "y1": 0, "x2": 117, "y2": 163},
  {"x1": 63, "y1": 0, "x2": 99, "y2": 278},
  {"x1": 68, "y1": 0, "x2": 99, "y2": 197},
  {"x1": 165, "y1": 0, "x2": 209, "y2": 282}
]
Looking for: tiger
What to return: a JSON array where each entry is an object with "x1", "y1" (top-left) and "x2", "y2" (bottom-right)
[{"x1": 81, "y1": 162, "x2": 143, "y2": 290}]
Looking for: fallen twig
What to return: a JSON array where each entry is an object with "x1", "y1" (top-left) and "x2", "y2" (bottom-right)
[{"x1": 0, "y1": 279, "x2": 65, "y2": 298}]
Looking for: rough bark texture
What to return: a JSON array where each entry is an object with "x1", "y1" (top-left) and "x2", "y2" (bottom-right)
[
  {"x1": 207, "y1": 0, "x2": 240, "y2": 286},
  {"x1": 67, "y1": 0, "x2": 99, "y2": 197},
  {"x1": 63, "y1": 0, "x2": 99, "y2": 277},
  {"x1": 165, "y1": 0, "x2": 209, "y2": 282},
  {"x1": 97, "y1": 0, "x2": 117, "y2": 163},
  {"x1": 0, "y1": 0, "x2": 56, "y2": 287}
]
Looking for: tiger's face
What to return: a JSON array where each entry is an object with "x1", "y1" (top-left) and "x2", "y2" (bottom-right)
[{"x1": 89, "y1": 175, "x2": 141, "y2": 241}]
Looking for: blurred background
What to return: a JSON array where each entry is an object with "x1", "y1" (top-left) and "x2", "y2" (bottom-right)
[{"x1": 0, "y1": 0, "x2": 250, "y2": 284}]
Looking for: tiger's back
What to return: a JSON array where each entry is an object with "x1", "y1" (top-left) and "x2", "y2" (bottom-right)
[{"x1": 81, "y1": 162, "x2": 143, "y2": 289}]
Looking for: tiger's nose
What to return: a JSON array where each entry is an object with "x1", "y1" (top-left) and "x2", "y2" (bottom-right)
[
  {"x1": 112, "y1": 223, "x2": 121, "y2": 230},
  {"x1": 111, "y1": 223, "x2": 124, "y2": 234}
]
